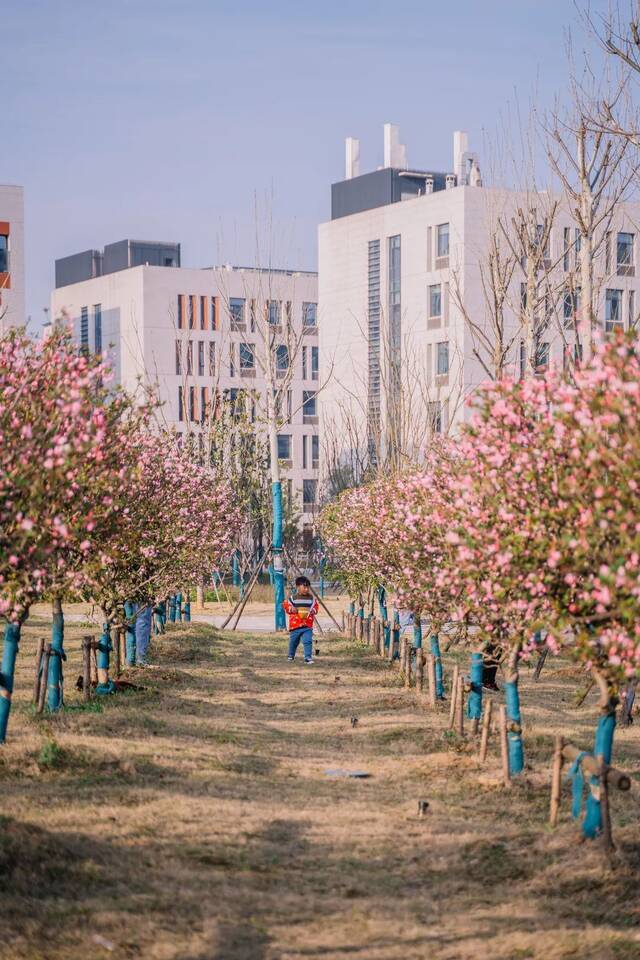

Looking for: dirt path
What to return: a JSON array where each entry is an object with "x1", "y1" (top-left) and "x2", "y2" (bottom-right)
[{"x1": 1, "y1": 622, "x2": 640, "y2": 960}]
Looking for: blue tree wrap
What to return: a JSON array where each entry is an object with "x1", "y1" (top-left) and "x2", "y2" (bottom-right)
[
  {"x1": 0, "y1": 622, "x2": 20, "y2": 743},
  {"x1": 47, "y1": 603, "x2": 65, "y2": 711},
  {"x1": 467, "y1": 651, "x2": 483, "y2": 720},
  {"x1": 96, "y1": 624, "x2": 115, "y2": 695},
  {"x1": 582, "y1": 711, "x2": 616, "y2": 839},
  {"x1": 504, "y1": 676, "x2": 524, "y2": 775},
  {"x1": 413, "y1": 618, "x2": 423, "y2": 649},
  {"x1": 272, "y1": 481, "x2": 286, "y2": 630},
  {"x1": 430, "y1": 634, "x2": 445, "y2": 698}
]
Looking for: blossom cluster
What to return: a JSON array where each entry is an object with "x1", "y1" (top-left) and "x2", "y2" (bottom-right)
[{"x1": 321, "y1": 336, "x2": 640, "y2": 688}]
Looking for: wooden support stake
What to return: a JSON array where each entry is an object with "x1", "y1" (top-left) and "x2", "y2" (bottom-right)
[
  {"x1": 479, "y1": 699, "x2": 493, "y2": 763},
  {"x1": 387, "y1": 625, "x2": 395, "y2": 663},
  {"x1": 36, "y1": 643, "x2": 51, "y2": 714},
  {"x1": 415, "y1": 650, "x2": 424, "y2": 694},
  {"x1": 455, "y1": 675, "x2": 465, "y2": 736},
  {"x1": 561, "y1": 743, "x2": 631, "y2": 792},
  {"x1": 549, "y1": 734, "x2": 564, "y2": 826},
  {"x1": 471, "y1": 716, "x2": 480, "y2": 736},
  {"x1": 33, "y1": 637, "x2": 45, "y2": 705},
  {"x1": 341, "y1": 611, "x2": 345, "y2": 632},
  {"x1": 90, "y1": 640, "x2": 98, "y2": 685},
  {"x1": 448, "y1": 664, "x2": 459, "y2": 728},
  {"x1": 499, "y1": 705, "x2": 510, "y2": 786},
  {"x1": 82, "y1": 636, "x2": 92, "y2": 703},
  {"x1": 427, "y1": 654, "x2": 437, "y2": 709},
  {"x1": 118, "y1": 629, "x2": 126, "y2": 675},
  {"x1": 405, "y1": 641, "x2": 412, "y2": 689}
]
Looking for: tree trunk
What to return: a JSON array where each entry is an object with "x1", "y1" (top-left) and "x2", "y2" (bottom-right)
[
  {"x1": 467, "y1": 650, "x2": 484, "y2": 732},
  {"x1": 0, "y1": 621, "x2": 21, "y2": 742},
  {"x1": 504, "y1": 642, "x2": 525, "y2": 775},
  {"x1": 47, "y1": 595, "x2": 65, "y2": 711},
  {"x1": 582, "y1": 670, "x2": 617, "y2": 840}
]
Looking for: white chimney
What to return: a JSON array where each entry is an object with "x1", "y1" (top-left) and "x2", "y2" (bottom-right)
[
  {"x1": 446, "y1": 174, "x2": 456, "y2": 190},
  {"x1": 470, "y1": 159, "x2": 482, "y2": 187},
  {"x1": 383, "y1": 122, "x2": 407, "y2": 169},
  {"x1": 345, "y1": 137, "x2": 360, "y2": 180},
  {"x1": 425, "y1": 175, "x2": 434, "y2": 194},
  {"x1": 453, "y1": 131, "x2": 468, "y2": 182}
]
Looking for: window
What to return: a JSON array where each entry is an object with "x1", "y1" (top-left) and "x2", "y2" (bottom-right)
[
  {"x1": 563, "y1": 288, "x2": 580, "y2": 327},
  {"x1": 311, "y1": 434, "x2": 319, "y2": 469},
  {"x1": 200, "y1": 296, "x2": 207, "y2": 329},
  {"x1": 0, "y1": 234, "x2": 8, "y2": 273},
  {"x1": 302, "y1": 302, "x2": 317, "y2": 327},
  {"x1": 268, "y1": 300, "x2": 281, "y2": 325},
  {"x1": 428, "y1": 401, "x2": 442, "y2": 434},
  {"x1": 178, "y1": 386, "x2": 184, "y2": 422},
  {"x1": 277, "y1": 434, "x2": 291, "y2": 461},
  {"x1": 175, "y1": 340, "x2": 182, "y2": 375},
  {"x1": 200, "y1": 386, "x2": 208, "y2": 424},
  {"x1": 303, "y1": 479, "x2": 317, "y2": 509},
  {"x1": 519, "y1": 340, "x2": 525, "y2": 380},
  {"x1": 429, "y1": 284, "x2": 442, "y2": 318},
  {"x1": 198, "y1": 341, "x2": 205, "y2": 376},
  {"x1": 186, "y1": 340, "x2": 193, "y2": 374},
  {"x1": 276, "y1": 344, "x2": 289, "y2": 372},
  {"x1": 239, "y1": 342, "x2": 255, "y2": 370},
  {"x1": 80, "y1": 307, "x2": 89, "y2": 352},
  {"x1": 177, "y1": 294, "x2": 184, "y2": 329},
  {"x1": 302, "y1": 434, "x2": 308, "y2": 469},
  {"x1": 535, "y1": 342, "x2": 550, "y2": 371},
  {"x1": 302, "y1": 345, "x2": 308, "y2": 379},
  {"x1": 630, "y1": 289, "x2": 636, "y2": 328},
  {"x1": 93, "y1": 304, "x2": 102, "y2": 354},
  {"x1": 285, "y1": 301, "x2": 292, "y2": 323},
  {"x1": 436, "y1": 223, "x2": 450, "y2": 258},
  {"x1": 229, "y1": 343, "x2": 235, "y2": 377},
  {"x1": 436, "y1": 341, "x2": 449, "y2": 375},
  {"x1": 563, "y1": 227, "x2": 570, "y2": 272},
  {"x1": 303, "y1": 390, "x2": 317, "y2": 419},
  {"x1": 229, "y1": 297, "x2": 245, "y2": 325},
  {"x1": 311, "y1": 345, "x2": 319, "y2": 380},
  {"x1": 605, "y1": 232, "x2": 611, "y2": 273},
  {"x1": 605, "y1": 289, "x2": 623, "y2": 331},
  {"x1": 189, "y1": 385, "x2": 196, "y2": 421},
  {"x1": 208, "y1": 342, "x2": 216, "y2": 376},
  {"x1": 211, "y1": 296, "x2": 218, "y2": 330},
  {"x1": 188, "y1": 295, "x2": 195, "y2": 329},
  {"x1": 617, "y1": 232, "x2": 634, "y2": 273}
]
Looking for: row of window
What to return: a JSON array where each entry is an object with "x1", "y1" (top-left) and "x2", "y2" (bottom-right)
[
  {"x1": 80, "y1": 303, "x2": 102, "y2": 354},
  {"x1": 177, "y1": 294, "x2": 318, "y2": 331},
  {"x1": 177, "y1": 386, "x2": 318, "y2": 424},
  {"x1": 559, "y1": 286, "x2": 635, "y2": 331},
  {"x1": 174, "y1": 339, "x2": 319, "y2": 379},
  {"x1": 562, "y1": 229, "x2": 636, "y2": 275}
]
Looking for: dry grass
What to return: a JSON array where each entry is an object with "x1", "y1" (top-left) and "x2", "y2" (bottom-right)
[{"x1": 1, "y1": 616, "x2": 640, "y2": 960}]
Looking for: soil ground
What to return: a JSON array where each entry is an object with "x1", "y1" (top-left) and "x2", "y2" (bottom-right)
[{"x1": 1, "y1": 614, "x2": 640, "y2": 960}]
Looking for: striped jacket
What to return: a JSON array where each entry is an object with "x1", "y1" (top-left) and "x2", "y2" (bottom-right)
[{"x1": 282, "y1": 594, "x2": 319, "y2": 631}]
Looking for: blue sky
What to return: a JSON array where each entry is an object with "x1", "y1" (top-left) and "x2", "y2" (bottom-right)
[{"x1": 3, "y1": 0, "x2": 611, "y2": 324}]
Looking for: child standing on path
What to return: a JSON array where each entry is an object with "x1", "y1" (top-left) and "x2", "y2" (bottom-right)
[{"x1": 283, "y1": 576, "x2": 319, "y2": 664}]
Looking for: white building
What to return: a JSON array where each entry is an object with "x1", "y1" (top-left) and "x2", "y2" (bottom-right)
[
  {"x1": 319, "y1": 123, "x2": 640, "y2": 477},
  {"x1": 50, "y1": 241, "x2": 320, "y2": 533},
  {"x1": 0, "y1": 185, "x2": 25, "y2": 331}
]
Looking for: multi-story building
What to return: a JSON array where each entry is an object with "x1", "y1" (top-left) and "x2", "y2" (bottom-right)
[
  {"x1": 0, "y1": 185, "x2": 25, "y2": 331},
  {"x1": 50, "y1": 240, "x2": 320, "y2": 532},
  {"x1": 319, "y1": 123, "x2": 640, "y2": 476}
]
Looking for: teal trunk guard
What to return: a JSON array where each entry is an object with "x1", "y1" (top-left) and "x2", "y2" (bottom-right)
[
  {"x1": 392, "y1": 609, "x2": 400, "y2": 660},
  {"x1": 0, "y1": 622, "x2": 21, "y2": 742},
  {"x1": 176, "y1": 592, "x2": 183, "y2": 622},
  {"x1": 568, "y1": 750, "x2": 589, "y2": 819},
  {"x1": 467, "y1": 651, "x2": 483, "y2": 720},
  {"x1": 413, "y1": 617, "x2": 423, "y2": 649},
  {"x1": 168, "y1": 595, "x2": 176, "y2": 622},
  {"x1": 582, "y1": 711, "x2": 616, "y2": 839},
  {"x1": 47, "y1": 602, "x2": 65, "y2": 711},
  {"x1": 504, "y1": 675, "x2": 524, "y2": 775},
  {"x1": 124, "y1": 601, "x2": 137, "y2": 666},
  {"x1": 96, "y1": 624, "x2": 115, "y2": 695},
  {"x1": 429, "y1": 634, "x2": 444, "y2": 698},
  {"x1": 272, "y1": 481, "x2": 286, "y2": 630},
  {"x1": 184, "y1": 599, "x2": 191, "y2": 622},
  {"x1": 377, "y1": 588, "x2": 390, "y2": 650}
]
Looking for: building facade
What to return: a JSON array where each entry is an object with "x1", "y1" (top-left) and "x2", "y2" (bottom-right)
[
  {"x1": 50, "y1": 243, "x2": 320, "y2": 530},
  {"x1": 319, "y1": 123, "x2": 640, "y2": 478},
  {"x1": 0, "y1": 185, "x2": 25, "y2": 331}
]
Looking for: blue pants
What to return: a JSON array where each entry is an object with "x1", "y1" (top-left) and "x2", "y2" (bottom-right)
[
  {"x1": 288, "y1": 627, "x2": 313, "y2": 660},
  {"x1": 135, "y1": 605, "x2": 153, "y2": 662}
]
